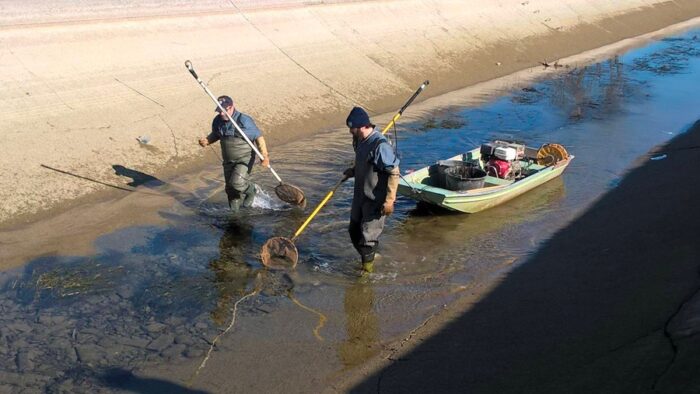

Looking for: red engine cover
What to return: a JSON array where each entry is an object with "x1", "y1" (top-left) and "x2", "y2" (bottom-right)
[{"x1": 488, "y1": 158, "x2": 511, "y2": 178}]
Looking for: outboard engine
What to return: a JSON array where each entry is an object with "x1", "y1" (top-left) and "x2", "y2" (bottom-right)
[
  {"x1": 481, "y1": 142, "x2": 525, "y2": 179},
  {"x1": 488, "y1": 158, "x2": 511, "y2": 178}
]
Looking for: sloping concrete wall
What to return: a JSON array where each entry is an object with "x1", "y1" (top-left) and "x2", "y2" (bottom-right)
[{"x1": 1, "y1": 0, "x2": 700, "y2": 225}]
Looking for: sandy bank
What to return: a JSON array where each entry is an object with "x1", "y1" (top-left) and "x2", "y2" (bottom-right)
[{"x1": 2, "y1": 0, "x2": 700, "y2": 228}]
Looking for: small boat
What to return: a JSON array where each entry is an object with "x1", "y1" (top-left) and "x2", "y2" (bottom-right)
[{"x1": 398, "y1": 141, "x2": 573, "y2": 213}]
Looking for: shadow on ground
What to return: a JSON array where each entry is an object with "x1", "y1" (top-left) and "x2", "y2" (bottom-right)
[
  {"x1": 111, "y1": 164, "x2": 209, "y2": 211},
  {"x1": 351, "y1": 120, "x2": 700, "y2": 393},
  {"x1": 112, "y1": 165, "x2": 165, "y2": 188},
  {"x1": 100, "y1": 368, "x2": 209, "y2": 394}
]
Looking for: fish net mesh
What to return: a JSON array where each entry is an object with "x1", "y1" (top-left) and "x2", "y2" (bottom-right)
[
  {"x1": 275, "y1": 184, "x2": 306, "y2": 207},
  {"x1": 260, "y1": 237, "x2": 298, "y2": 269}
]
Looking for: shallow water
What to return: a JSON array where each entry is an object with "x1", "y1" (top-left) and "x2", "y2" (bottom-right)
[{"x1": 2, "y1": 29, "x2": 700, "y2": 392}]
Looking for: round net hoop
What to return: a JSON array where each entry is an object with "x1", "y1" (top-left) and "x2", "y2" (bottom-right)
[
  {"x1": 275, "y1": 184, "x2": 306, "y2": 207},
  {"x1": 260, "y1": 236, "x2": 299, "y2": 269}
]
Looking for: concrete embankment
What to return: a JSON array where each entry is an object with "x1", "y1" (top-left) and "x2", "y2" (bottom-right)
[{"x1": 2, "y1": 0, "x2": 700, "y2": 227}]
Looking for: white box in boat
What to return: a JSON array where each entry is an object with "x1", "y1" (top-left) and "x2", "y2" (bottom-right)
[
  {"x1": 494, "y1": 146, "x2": 517, "y2": 161},
  {"x1": 494, "y1": 140, "x2": 526, "y2": 158}
]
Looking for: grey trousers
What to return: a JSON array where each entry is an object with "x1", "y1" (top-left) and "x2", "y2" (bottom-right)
[{"x1": 349, "y1": 198, "x2": 386, "y2": 262}]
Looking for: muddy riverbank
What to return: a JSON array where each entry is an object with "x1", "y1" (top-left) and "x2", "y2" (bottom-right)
[{"x1": 3, "y1": 0, "x2": 700, "y2": 228}]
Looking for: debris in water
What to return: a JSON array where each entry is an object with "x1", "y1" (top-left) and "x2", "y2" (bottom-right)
[{"x1": 540, "y1": 60, "x2": 564, "y2": 69}]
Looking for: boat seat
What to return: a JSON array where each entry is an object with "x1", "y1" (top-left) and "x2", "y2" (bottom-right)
[{"x1": 523, "y1": 162, "x2": 546, "y2": 171}]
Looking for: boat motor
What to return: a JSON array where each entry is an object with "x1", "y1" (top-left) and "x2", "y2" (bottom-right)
[{"x1": 488, "y1": 158, "x2": 511, "y2": 178}]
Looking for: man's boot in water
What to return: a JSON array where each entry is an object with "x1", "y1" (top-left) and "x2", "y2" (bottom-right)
[
  {"x1": 242, "y1": 184, "x2": 257, "y2": 208},
  {"x1": 229, "y1": 198, "x2": 242, "y2": 212},
  {"x1": 361, "y1": 252, "x2": 375, "y2": 273}
]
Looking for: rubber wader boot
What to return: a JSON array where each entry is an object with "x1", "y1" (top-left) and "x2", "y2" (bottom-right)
[
  {"x1": 229, "y1": 198, "x2": 242, "y2": 212},
  {"x1": 242, "y1": 184, "x2": 257, "y2": 208},
  {"x1": 361, "y1": 252, "x2": 375, "y2": 273}
]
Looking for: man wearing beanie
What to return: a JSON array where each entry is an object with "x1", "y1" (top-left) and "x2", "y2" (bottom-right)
[
  {"x1": 199, "y1": 95, "x2": 270, "y2": 212},
  {"x1": 343, "y1": 106, "x2": 400, "y2": 272}
]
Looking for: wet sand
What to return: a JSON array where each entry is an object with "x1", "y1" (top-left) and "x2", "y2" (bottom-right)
[
  {"x1": 3, "y1": 0, "x2": 700, "y2": 228},
  {"x1": 334, "y1": 121, "x2": 700, "y2": 392}
]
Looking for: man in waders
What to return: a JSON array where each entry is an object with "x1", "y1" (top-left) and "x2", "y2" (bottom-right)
[
  {"x1": 343, "y1": 107, "x2": 400, "y2": 272},
  {"x1": 199, "y1": 95, "x2": 270, "y2": 211}
]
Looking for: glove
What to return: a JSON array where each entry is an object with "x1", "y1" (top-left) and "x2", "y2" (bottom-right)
[
  {"x1": 342, "y1": 167, "x2": 354, "y2": 181},
  {"x1": 382, "y1": 201, "x2": 394, "y2": 216},
  {"x1": 382, "y1": 167, "x2": 400, "y2": 216}
]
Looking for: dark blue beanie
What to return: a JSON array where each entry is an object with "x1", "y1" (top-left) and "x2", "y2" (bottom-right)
[{"x1": 346, "y1": 106, "x2": 371, "y2": 128}]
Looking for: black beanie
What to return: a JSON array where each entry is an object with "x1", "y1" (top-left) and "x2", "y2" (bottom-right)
[{"x1": 346, "y1": 106, "x2": 371, "y2": 128}]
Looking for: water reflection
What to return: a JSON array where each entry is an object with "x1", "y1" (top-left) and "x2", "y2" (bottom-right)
[
  {"x1": 207, "y1": 218, "x2": 255, "y2": 326},
  {"x1": 632, "y1": 35, "x2": 700, "y2": 74},
  {"x1": 505, "y1": 55, "x2": 638, "y2": 126},
  {"x1": 387, "y1": 176, "x2": 568, "y2": 276},
  {"x1": 550, "y1": 57, "x2": 629, "y2": 120},
  {"x1": 338, "y1": 277, "x2": 380, "y2": 369}
]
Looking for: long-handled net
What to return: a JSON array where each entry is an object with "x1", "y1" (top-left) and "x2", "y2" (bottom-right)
[
  {"x1": 260, "y1": 177, "x2": 345, "y2": 268},
  {"x1": 185, "y1": 60, "x2": 306, "y2": 207},
  {"x1": 260, "y1": 81, "x2": 430, "y2": 268}
]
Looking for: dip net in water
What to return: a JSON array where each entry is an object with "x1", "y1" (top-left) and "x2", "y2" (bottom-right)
[
  {"x1": 260, "y1": 236, "x2": 298, "y2": 269},
  {"x1": 275, "y1": 184, "x2": 306, "y2": 207}
]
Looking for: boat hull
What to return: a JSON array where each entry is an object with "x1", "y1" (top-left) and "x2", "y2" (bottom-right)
[{"x1": 398, "y1": 151, "x2": 573, "y2": 214}]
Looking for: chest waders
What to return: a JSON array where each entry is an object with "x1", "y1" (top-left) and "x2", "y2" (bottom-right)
[
  {"x1": 219, "y1": 114, "x2": 255, "y2": 163},
  {"x1": 220, "y1": 130, "x2": 257, "y2": 210},
  {"x1": 349, "y1": 136, "x2": 391, "y2": 267}
]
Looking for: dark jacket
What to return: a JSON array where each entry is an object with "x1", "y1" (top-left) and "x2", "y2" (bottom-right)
[{"x1": 353, "y1": 129, "x2": 399, "y2": 203}]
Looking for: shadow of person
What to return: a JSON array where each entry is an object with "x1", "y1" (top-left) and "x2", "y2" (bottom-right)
[
  {"x1": 40, "y1": 164, "x2": 141, "y2": 193},
  {"x1": 112, "y1": 164, "x2": 165, "y2": 187},
  {"x1": 100, "y1": 367, "x2": 209, "y2": 393},
  {"x1": 112, "y1": 164, "x2": 208, "y2": 213}
]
